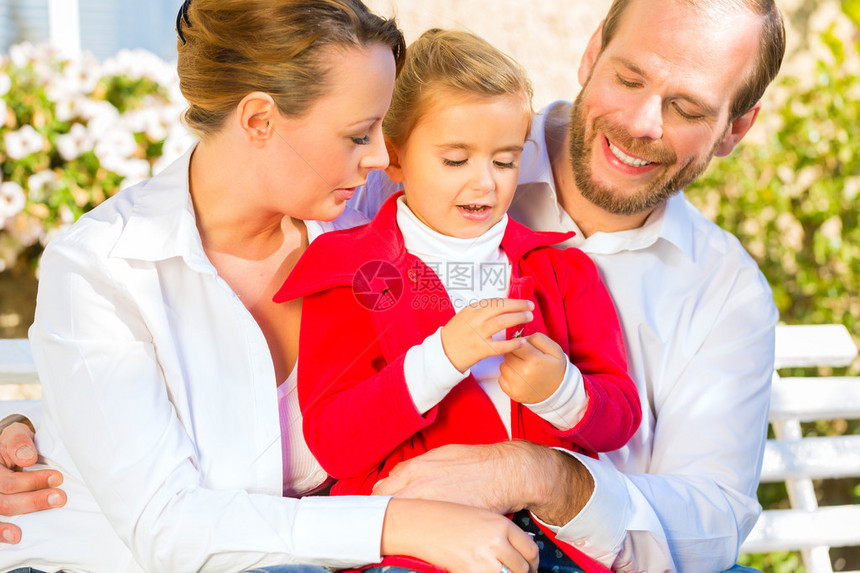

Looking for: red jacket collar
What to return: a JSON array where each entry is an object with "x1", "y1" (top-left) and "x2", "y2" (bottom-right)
[{"x1": 275, "y1": 191, "x2": 574, "y2": 302}]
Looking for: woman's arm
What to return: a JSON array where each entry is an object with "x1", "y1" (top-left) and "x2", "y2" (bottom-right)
[{"x1": 29, "y1": 236, "x2": 393, "y2": 572}]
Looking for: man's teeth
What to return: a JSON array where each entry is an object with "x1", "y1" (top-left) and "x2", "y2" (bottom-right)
[{"x1": 608, "y1": 141, "x2": 652, "y2": 167}]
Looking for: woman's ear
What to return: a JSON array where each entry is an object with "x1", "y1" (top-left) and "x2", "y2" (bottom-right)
[
  {"x1": 384, "y1": 138, "x2": 405, "y2": 182},
  {"x1": 237, "y1": 92, "x2": 276, "y2": 146}
]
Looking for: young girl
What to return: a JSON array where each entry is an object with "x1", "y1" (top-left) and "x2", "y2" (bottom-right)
[{"x1": 276, "y1": 29, "x2": 640, "y2": 573}]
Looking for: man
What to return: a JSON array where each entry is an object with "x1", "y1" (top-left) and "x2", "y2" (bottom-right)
[
  {"x1": 354, "y1": 0, "x2": 784, "y2": 571},
  {"x1": 0, "y1": 0, "x2": 785, "y2": 570}
]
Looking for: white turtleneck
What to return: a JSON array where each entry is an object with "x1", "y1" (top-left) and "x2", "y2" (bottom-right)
[{"x1": 397, "y1": 197, "x2": 584, "y2": 436}]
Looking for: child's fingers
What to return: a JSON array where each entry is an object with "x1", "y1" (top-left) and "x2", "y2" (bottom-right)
[
  {"x1": 466, "y1": 297, "x2": 534, "y2": 310},
  {"x1": 490, "y1": 337, "x2": 529, "y2": 357},
  {"x1": 523, "y1": 332, "x2": 564, "y2": 359},
  {"x1": 484, "y1": 311, "x2": 533, "y2": 338},
  {"x1": 501, "y1": 337, "x2": 543, "y2": 362}
]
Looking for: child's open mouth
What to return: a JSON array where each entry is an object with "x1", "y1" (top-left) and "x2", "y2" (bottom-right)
[{"x1": 457, "y1": 204, "x2": 492, "y2": 221}]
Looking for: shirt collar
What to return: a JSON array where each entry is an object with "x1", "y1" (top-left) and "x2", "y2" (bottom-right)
[
  {"x1": 109, "y1": 142, "x2": 214, "y2": 272},
  {"x1": 512, "y1": 101, "x2": 695, "y2": 260}
]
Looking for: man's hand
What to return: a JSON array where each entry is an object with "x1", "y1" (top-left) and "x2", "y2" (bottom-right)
[
  {"x1": 499, "y1": 332, "x2": 567, "y2": 404},
  {"x1": 0, "y1": 422, "x2": 66, "y2": 543},
  {"x1": 372, "y1": 441, "x2": 594, "y2": 526}
]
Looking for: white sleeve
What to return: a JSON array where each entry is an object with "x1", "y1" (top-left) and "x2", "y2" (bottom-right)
[
  {"x1": 29, "y1": 239, "x2": 390, "y2": 573},
  {"x1": 404, "y1": 327, "x2": 469, "y2": 414},
  {"x1": 545, "y1": 280, "x2": 778, "y2": 573},
  {"x1": 525, "y1": 358, "x2": 587, "y2": 431}
]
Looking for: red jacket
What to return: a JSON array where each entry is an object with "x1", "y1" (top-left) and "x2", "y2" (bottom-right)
[
  {"x1": 275, "y1": 194, "x2": 639, "y2": 571},
  {"x1": 277, "y1": 192, "x2": 639, "y2": 485}
]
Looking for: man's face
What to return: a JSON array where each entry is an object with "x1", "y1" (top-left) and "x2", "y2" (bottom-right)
[{"x1": 568, "y1": 0, "x2": 761, "y2": 217}]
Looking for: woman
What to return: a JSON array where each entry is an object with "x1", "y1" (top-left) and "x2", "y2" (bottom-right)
[{"x1": 0, "y1": 1, "x2": 538, "y2": 572}]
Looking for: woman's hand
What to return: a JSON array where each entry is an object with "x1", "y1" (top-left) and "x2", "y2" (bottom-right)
[
  {"x1": 381, "y1": 497, "x2": 539, "y2": 573},
  {"x1": 0, "y1": 421, "x2": 67, "y2": 543},
  {"x1": 441, "y1": 299, "x2": 534, "y2": 373}
]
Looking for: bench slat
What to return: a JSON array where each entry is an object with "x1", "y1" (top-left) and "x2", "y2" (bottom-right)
[
  {"x1": 742, "y1": 506, "x2": 860, "y2": 553},
  {"x1": 775, "y1": 324, "x2": 857, "y2": 369},
  {"x1": 0, "y1": 339, "x2": 38, "y2": 385},
  {"x1": 770, "y1": 377, "x2": 860, "y2": 421},
  {"x1": 761, "y1": 435, "x2": 860, "y2": 481}
]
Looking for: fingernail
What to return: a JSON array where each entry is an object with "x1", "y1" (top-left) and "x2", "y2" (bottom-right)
[
  {"x1": 48, "y1": 493, "x2": 63, "y2": 507},
  {"x1": 15, "y1": 446, "x2": 35, "y2": 460},
  {"x1": 2, "y1": 529, "x2": 14, "y2": 542},
  {"x1": 47, "y1": 474, "x2": 62, "y2": 488}
]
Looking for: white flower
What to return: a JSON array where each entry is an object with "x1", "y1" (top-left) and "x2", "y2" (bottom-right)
[
  {"x1": 100, "y1": 156, "x2": 150, "y2": 185},
  {"x1": 3, "y1": 125, "x2": 45, "y2": 159},
  {"x1": 8, "y1": 42, "x2": 36, "y2": 69},
  {"x1": 56, "y1": 123, "x2": 94, "y2": 161},
  {"x1": 0, "y1": 99, "x2": 6, "y2": 124},
  {"x1": 94, "y1": 126, "x2": 138, "y2": 163},
  {"x1": 0, "y1": 181, "x2": 26, "y2": 225},
  {"x1": 85, "y1": 101, "x2": 121, "y2": 140},
  {"x1": 63, "y1": 55, "x2": 102, "y2": 94},
  {"x1": 0, "y1": 73, "x2": 10, "y2": 96},
  {"x1": 27, "y1": 170, "x2": 57, "y2": 202}
]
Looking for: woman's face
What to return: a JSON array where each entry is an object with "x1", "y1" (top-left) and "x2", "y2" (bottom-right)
[{"x1": 266, "y1": 43, "x2": 396, "y2": 222}]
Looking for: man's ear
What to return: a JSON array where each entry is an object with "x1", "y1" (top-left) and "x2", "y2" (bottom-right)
[
  {"x1": 384, "y1": 138, "x2": 405, "y2": 182},
  {"x1": 715, "y1": 102, "x2": 760, "y2": 157},
  {"x1": 237, "y1": 92, "x2": 276, "y2": 146},
  {"x1": 578, "y1": 21, "x2": 604, "y2": 87}
]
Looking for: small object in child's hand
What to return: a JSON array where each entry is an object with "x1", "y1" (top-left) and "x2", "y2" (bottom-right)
[{"x1": 513, "y1": 328, "x2": 524, "y2": 339}]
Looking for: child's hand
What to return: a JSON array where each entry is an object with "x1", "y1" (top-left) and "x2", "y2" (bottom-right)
[
  {"x1": 499, "y1": 332, "x2": 566, "y2": 404},
  {"x1": 441, "y1": 298, "x2": 534, "y2": 373}
]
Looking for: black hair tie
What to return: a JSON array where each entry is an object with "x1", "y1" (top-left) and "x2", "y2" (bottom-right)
[{"x1": 176, "y1": 0, "x2": 192, "y2": 45}]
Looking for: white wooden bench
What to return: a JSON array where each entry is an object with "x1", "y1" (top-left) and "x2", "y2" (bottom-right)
[
  {"x1": 740, "y1": 324, "x2": 860, "y2": 573},
  {"x1": 1, "y1": 325, "x2": 859, "y2": 572}
]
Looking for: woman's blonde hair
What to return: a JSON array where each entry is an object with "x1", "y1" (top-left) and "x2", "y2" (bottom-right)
[
  {"x1": 383, "y1": 28, "x2": 533, "y2": 147},
  {"x1": 176, "y1": 0, "x2": 405, "y2": 137}
]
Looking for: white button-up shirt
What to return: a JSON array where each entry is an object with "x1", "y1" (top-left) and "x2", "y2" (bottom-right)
[
  {"x1": 1, "y1": 145, "x2": 389, "y2": 573},
  {"x1": 512, "y1": 103, "x2": 779, "y2": 573}
]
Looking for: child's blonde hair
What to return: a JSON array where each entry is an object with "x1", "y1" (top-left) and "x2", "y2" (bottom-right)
[{"x1": 383, "y1": 28, "x2": 533, "y2": 146}]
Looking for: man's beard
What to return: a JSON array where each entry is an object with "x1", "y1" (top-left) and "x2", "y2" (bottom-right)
[{"x1": 567, "y1": 92, "x2": 719, "y2": 216}]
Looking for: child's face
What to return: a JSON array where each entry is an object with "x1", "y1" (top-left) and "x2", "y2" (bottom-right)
[{"x1": 391, "y1": 93, "x2": 530, "y2": 239}]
